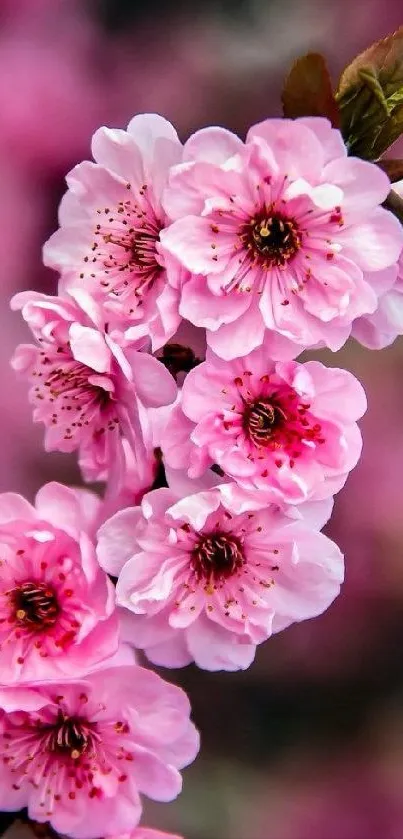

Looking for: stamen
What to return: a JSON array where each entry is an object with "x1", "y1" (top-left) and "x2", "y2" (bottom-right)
[
  {"x1": 88, "y1": 191, "x2": 163, "y2": 312},
  {"x1": 241, "y1": 383, "x2": 326, "y2": 459},
  {"x1": 244, "y1": 399, "x2": 284, "y2": 447},
  {"x1": 10, "y1": 582, "x2": 59, "y2": 631},
  {"x1": 191, "y1": 532, "x2": 245, "y2": 582},
  {"x1": 248, "y1": 213, "x2": 301, "y2": 266}
]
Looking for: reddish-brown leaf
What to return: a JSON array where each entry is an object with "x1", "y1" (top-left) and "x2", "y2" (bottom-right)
[
  {"x1": 282, "y1": 53, "x2": 340, "y2": 127},
  {"x1": 377, "y1": 159, "x2": 403, "y2": 182},
  {"x1": 383, "y1": 189, "x2": 403, "y2": 224}
]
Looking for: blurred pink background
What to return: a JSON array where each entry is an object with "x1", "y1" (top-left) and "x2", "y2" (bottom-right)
[{"x1": 2, "y1": 1, "x2": 403, "y2": 837}]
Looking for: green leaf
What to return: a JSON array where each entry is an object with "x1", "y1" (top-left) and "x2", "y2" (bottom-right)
[
  {"x1": 377, "y1": 158, "x2": 403, "y2": 182},
  {"x1": 336, "y1": 27, "x2": 403, "y2": 159},
  {"x1": 282, "y1": 53, "x2": 340, "y2": 126}
]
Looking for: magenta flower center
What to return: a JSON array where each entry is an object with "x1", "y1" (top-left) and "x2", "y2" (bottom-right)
[
  {"x1": 231, "y1": 374, "x2": 327, "y2": 468},
  {"x1": 1, "y1": 703, "x2": 134, "y2": 811},
  {"x1": 192, "y1": 532, "x2": 245, "y2": 581},
  {"x1": 244, "y1": 398, "x2": 285, "y2": 447},
  {"x1": 243, "y1": 212, "x2": 301, "y2": 267},
  {"x1": 10, "y1": 581, "x2": 59, "y2": 631}
]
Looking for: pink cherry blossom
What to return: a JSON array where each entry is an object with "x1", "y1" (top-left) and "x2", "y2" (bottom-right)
[
  {"x1": 351, "y1": 262, "x2": 403, "y2": 349},
  {"x1": 0, "y1": 663, "x2": 199, "y2": 838},
  {"x1": 0, "y1": 481, "x2": 118, "y2": 683},
  {"x1": 43, "y1": 114, "x2": 184, "y2": 351},
  {"x1": 351, "y1": 179, "x2": 403, "y2": 349},
  {"x1": 160, "y1": 118, "x2": 403, "y2": 359},
  {"x1": 162, "y1": 346, "x2": 366, "y2": 505},
  {"x1": 11, "y1": 291, "x2": 177, "y2": 485},
  {"x1": 97, "y1": 486, "x2": 343, "y2": 671}
]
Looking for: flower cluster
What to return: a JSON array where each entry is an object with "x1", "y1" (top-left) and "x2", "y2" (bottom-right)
[{"x1": 7, "y1": 112, "x2": 403, "y2": 838}]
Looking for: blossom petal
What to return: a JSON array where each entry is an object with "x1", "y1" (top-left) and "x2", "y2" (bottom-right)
[
  {"x1": 0, "y1": 493, "x2": 36, "y2": 524},
  {"x1": 35, "y1": 482, "x2": 96, "y2": 539},
  {"x1": 179, "y1": 274, "x2": 250, "y2": 330},
  {"x1": 297, "y1": 117, "x2": 347, "y2": 162},
  {"x1": 69, "y1": 323, "x2": 111, "y2": 373},
  {"x1": 127, "y1": 114, "x2": 180, "y2": 157},
  {"x1": 247, "y1": 119, "x2": 325, "y2": 179},
  {"x1": 183, "y1": 126, "x2": 243, "y2": 164},
  {"x1": 161, "y1": 216, "x2": 230, "y2": 275},
  {"x1": 130, "y1": 352, "x2": 177, "y2": 408},
  {"x1": 207, "y1": 301, "x2": 266, "y2": 359},
  {"x1": 91, "y1": 126, "x2": 145, "y2": 184},
  {"x1": 186, "y1": 617, "x2": 256, "y2": 671},
  {"x1": 97, "y1": 507, "x2": 143, "y2": 576},
  {"x1": 323, "y1": 156, "x2": 390, "y2": 214},
  {"x1": 339, "y1": 208, "x2": 403, "y2": 271}
]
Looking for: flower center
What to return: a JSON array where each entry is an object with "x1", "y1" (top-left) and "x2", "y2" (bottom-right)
[
  {"x1": 33, "y1": 350, "x2": 119, "y2": 446},
  {"x1": 47, "y1": 715, "x2": 95, "y2": 760},
  {"x1": 45, "y1": 358, "x2": 111, "y2": 407},
  {"x1": 130, "y1": 227, "x2": 161, "y2": 272},
  {"x1": 192, "y1": 532, "x2": 245, "y2": 581},
  {"x1": 246, "y1": 213, "x2": 301, "y2": 266},
  {"x1": 1, "y1": 704, "x2": 133, "y2": 811},
  {"x1": 93, "y1": 193, "x2": 164, "y2": 313},
  {"x1": 244, "y1": 399, "x2": 285, "y2": 447},
  {"x1": 11, "y1": 581, "x2": 59, "y2": 630}
]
